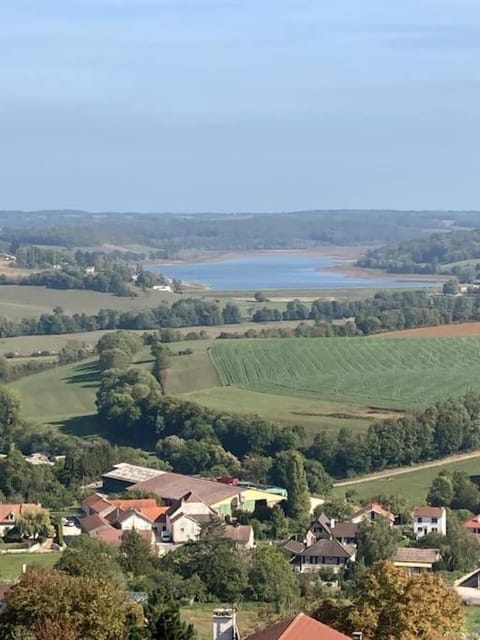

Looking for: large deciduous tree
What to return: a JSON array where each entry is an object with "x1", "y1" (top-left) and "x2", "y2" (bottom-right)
[
  {"x1": 313, "y1": 561, "x2": 463, "y2": 640},
  {"x1": 356, "y1": 517, "x2": 401, "y2": 566},
  {"x1": 0, "y1": 568, "x2": 142, "y2": 640}
]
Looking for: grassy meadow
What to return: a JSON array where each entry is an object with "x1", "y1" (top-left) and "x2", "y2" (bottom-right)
[
  {"x1": 332, "y1": 456, "x2": 480, "y2": 506},
  {"x1": 0, "y1": 285, "x2": 186, "y2": 320},
  {"x1": 0, "y1": 552, "x2": 61, "y2": 581}
]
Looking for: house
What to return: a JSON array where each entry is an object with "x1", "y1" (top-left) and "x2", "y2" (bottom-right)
[
  {"x1": 330, "y1": 522, "x2": 359, "y2": 547},
  {"x1": 464, "y1": 514, "x2": 480, "y2": 536},
  {"x1": 80, "y1": 494, "x2": 172, "y2": 543},
  {"x1": 455, "y1": 568, "x2": 480, "y2": 605},
  {"x1": 297, "y1": 539, "x2": 356, "y2": 573},
  {"x1": 307, "y1": 514, "x2": 359, "y2": 547},
  {"x1": 308, "y1": 513, "x2": 333, "y2": 539},
  {"x1": 223, "y1": 524, "x2": 255, "y2": 549},
  {"x1": 350, "y1": 502, "x2": 394, "y2": 526},
  {"x1": 412, "y1": 506, "x2": 446, "y2": 538},
  {"x1": 243, "y1": 612, "x2": 352, "y2": 640},
  {"x1": 0, "y1": 504, "x2": 43, "y2": 537},
  {"x1": 166, "y1": 510, "x2": 201, "y2": 543},
  {"x1": 393, "y1": 547, "x2": 440, "y2": 575}
]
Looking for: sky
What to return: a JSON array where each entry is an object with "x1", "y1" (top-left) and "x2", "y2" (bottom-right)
[{"x1": 2, "y1": 0, "x2": 480, "y2": 212}]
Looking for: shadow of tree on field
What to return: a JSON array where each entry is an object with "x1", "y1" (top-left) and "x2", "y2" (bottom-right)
[{"x1": 62, "y1": 361, "x2": 101, "y2": 386}]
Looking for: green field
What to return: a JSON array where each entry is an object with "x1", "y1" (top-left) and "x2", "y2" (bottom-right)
[
  {"x1": 0, "y1": 552, "x2": 60, "y2": 580},
  {"x1": 332, "y1": 456, "x2": 480, "y2": 506},
  {"x1": 10, "y1": 358, "x2": 104, "y2": 436},
  {"x1": 0, "y1": 285, "x2": 181, "y2": 320},
  {"x1": 209, "y1": 336, "x2": 480, "y2": 410}
]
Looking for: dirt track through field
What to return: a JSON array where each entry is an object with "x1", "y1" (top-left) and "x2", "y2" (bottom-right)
[
  {"x1": 383, "y1": 322, "x2": 480, "y2": 338},
  {"x1": 333, "y1": 450, "x2": 480, "y2": 487}
]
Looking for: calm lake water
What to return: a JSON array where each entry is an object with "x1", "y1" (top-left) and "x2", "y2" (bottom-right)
[{"x1": 148, "y1": 254, "x2": 435, "y2": 291}]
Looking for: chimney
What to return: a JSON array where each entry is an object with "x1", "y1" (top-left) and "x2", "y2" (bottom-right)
[
  {"x1": 330, "y1": 517, "x2": 336, "y2": 529},
  {"x1": 352, "y1": 633, "x2": 363, "y2": 640},
  {"x1": 213, "y1": 609, "x2": 239, "y2": 640}
]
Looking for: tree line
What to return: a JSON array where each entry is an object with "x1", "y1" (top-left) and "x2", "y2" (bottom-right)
[
  {"x1": 304, "y1": 394, "x2": 480, "y2": 478},
  {"x1": 0, "y1": 289, "x2": 479, "y2": 338}
]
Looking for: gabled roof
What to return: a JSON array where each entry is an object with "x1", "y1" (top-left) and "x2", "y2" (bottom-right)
[
  {"x1": 300, "y1": 539, "x2": 355, "y2": 559},
  {"x1": 413, "y1": 506, "x2": 445, "y2": 518},
  {"x1": 279, "y1": 540, "x2": 306, "y2": 555},
  {"x1": 351, "y1": 502, "x2": 394, "y2": 521},
  {"x1": 0, "y1": 503, "x2": 41, "y2": 523},
  {"x1": 244, "y1": 612, "x2": 351, "y2": 640},
  {"x1": 116, "y1": 508, "x2": 153, "y2": 526},
  {"x1": 92, "y1": 527, "x2": 123, "y2": 545},
  {"x1": 310, "y1": 512, "x2": 331, "y2": 530},
  {"x1": 131, "y1": 471, "x2": 240, "y2": 506},
  {"x1": 331, "y1": 522, "x2": 359, "y2": 539},
  {"x1": 111, "y1": 498, "x2": 158, "y2": 511},
  {"x1": 140, "y1": 506, "x2": 170, "y2": 522},
  {"x1": 393, "y1": 547, "x2": 440, "y2": 564},
  {"x1": 78, "y1": 513, "x2": 109, "y2": 533},
  {"x1": 223, "y1": 524, "x2": 253, "y2": 544}
]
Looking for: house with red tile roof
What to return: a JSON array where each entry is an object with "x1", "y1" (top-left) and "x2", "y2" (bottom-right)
[
  {"x1": 464, "y1": 514, "x2": 480, "y2": 537},
  {"x1": 412, "y1": 506, "x2": 446, "y2": 538},
  {"x1": 350, "y1": 502, "x2": 394, "y2": 526},
  {"x1": 0, "y1": 504, "x2": 43, "y2": 537},
  {"x1": 244, "y1": 612, "x2": 352, "y2": 640}
]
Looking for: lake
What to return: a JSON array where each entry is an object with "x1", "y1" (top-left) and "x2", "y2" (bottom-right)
[{"x1": 147, "y1": 253, "x2": 436, "y2": 291}]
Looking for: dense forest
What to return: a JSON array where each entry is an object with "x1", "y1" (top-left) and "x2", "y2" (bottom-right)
[
  {"x1": 358, "y1": 228, "x2": 480, "y2": 280},
  {"x1": 0, "y1": 209, "x2": 478, "y2": 253}
]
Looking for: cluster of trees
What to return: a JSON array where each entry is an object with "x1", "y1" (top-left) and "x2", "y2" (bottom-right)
[
  {"x1": 0, "y1": 299, "x2": 243, "y2": 338},
  {"x1": 357, "y1": 228, "x2": 480, "y2": 278},
  {"x1": 427, "y1": 470, "x2": 480, "y2": 513},
  {"x1": 97, "y1": 331, "x2": 143, "y2": 371},
  {"x1": 7, "y1": 263, "x2": 135, "y2": 297},
  {"x1": 217, "y1": 321, "x2": 356, "y2": 340},
  {"x1": 0, "y1": 289, "x2": 479, "y2": 339},
  {"x1": 254, "y1": 290, "x2": 480, "y2": 333},
  {"x1": 303, "y1": 394, "x2": 480, "y2": 478}
]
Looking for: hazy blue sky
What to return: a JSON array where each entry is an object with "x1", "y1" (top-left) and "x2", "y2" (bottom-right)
[{"x1": 2, "y1": 0, "x2": 480, "y2": 211}]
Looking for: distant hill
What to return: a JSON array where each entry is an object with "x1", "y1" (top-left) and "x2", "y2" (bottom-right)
[
  {"x1": 1, "y1": 209, "x2": 480, "y2": 253},
  {"x1": 357, "y1": 228, "x2": 480, "y2": 279}
]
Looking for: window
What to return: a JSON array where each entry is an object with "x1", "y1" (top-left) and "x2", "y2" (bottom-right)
[
  {"x1": 417, "y1": 517, "x2": 423, "y2": 523},
  {"x1": 431, "y1": 528, "x2": 437, "y2": 533},
  {"x1": 431, "y1": 517, "x2": 438, "y2": 524}
]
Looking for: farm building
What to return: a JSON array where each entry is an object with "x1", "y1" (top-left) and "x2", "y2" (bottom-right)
[{"x1": 102, "y1": 463, "x2": 284, "y2": 516}]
